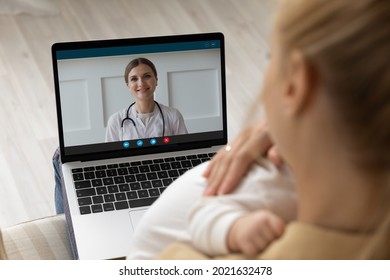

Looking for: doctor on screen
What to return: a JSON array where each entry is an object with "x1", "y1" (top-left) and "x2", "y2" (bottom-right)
[{"x1": 105, "y1": 57, "x2": 188, "y2": 142}]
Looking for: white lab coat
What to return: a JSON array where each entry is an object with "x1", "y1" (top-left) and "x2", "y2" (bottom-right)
[{"x1": 105, "y1": 103, "x2": 188, "y2": 141}]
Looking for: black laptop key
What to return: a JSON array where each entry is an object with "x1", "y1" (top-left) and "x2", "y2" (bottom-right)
[
  {"x1": 107, "y1": 164, "x2": 119, "y2": 169},
  {"x1": 114, "y1": 176, "x2": 125, "y2": 184},
  {"x1": 103, "y1": 203, "x2": 114, "y2": 212},
  {"x1": 162, "y1": 178, "x2": 173, "y2": 186},
  {"x1": 115, "y1": 201, "x2": 129, "y2": 210},
  {"x1": 75, "y1": 180, "x2": 92, "y2": 189},
  {"x1": 147, "y1": 172, "x2": 158, "y2": 180},
  {"x1": 91, "y1": 204, "x2": 103, "y2": 213},
  {"x1": 83, "y1": 167, "x2": 94, "y2": 172},
  {"x1": 137, "y1": 190, "x2": 149, "y2": 198},
  {"x1": 149, "y1": 164, "x2": 161, "y2": 171},
  {"x1": 104, "y1": 194, "x2": 115, "y2": 202},
  {"x1": 119, "y1": 162, "x2": 130, "y2": 167},
  {"x1": 117, "y1": 168, "x2": 128, "y2": 175},
  {"x1": 148, "y1": 189, "x2": 160, "y2": 197},
  {"x1": 78, "y1": 197, "x2": 92, "y2": 206},
  {"x1": 157, "y1": 171, "x2": 168, "y2": 179},
  {"x1": 165, "y1": 157, "x2": 175, "y2": 162},
  {"x1": 129, "y1": 197, "x2": 158, "y2": 208},
  {"x1": 141, "y1": 181, "x2": 152, "y2": 189},
  {"x1": 131, "y1": 161, "x2": 142, "y2": 166},
  {"x1": 152, "y1": 180, "x2": 163, "y2": 188},
  {"x1": 160, "y1": 163, "x2": 171, "y2": 170},
  {"x1": 95, "y1": 170, "x2": 106, "y2": 178},
  {"x1": 130, "y1": 182, "x2": 141, "y2": 191},
  {"x1": 191, "y1": 159, "x2": 202, "y2": 167},
  {"x1": 103, "y1": 177, "x2": 114, "y2": 185},
  {"x1": 125, "y1": 175, "x2": 136, "y2": 183},
  {"x1": 79, "y1": 206, "x2": 91, "y2": 215},
  {"x1": 106, "y1": 169, "x2": 117, "y2": 177},
  {"x1": 136, "y1": 174, "x2": 147, "y2": 181},
  {"x1": 198, "y1": 154, "x2": 208, "y2": 158},
  {"x1": 159, "y1": 187, "x2": 167, "y2": 193},
  {"x1": 181, "y1": 160, "x2": 192, "y2": 168},
  {"x1": 115, "y1": 193, "x2": 127, "y2": 201},
  {"x1": 92, "y1": 196, "x2": 104, "y2": 204},
  {"x1": 107, "y1": 185, "x2": 119, "y2": 193},
  {"x1": 95, "y1": 165, "x2": 107, "y2": 170},
  {"x1": 84, "y1": 172, "x2": 95, "y2": 179},
  {"x1": 186, "y1": 155, "x2": 197, "y2": 159},
  {"x1": 178, "y1": 168, "x2": 189, "y2": 175},
  {"x1": 128, "y1": 166, "x2": 139, "y2": 174},
  {"x1": 96, "y1": 186, "x2": 107, "y2": 195},
  {"x1": 168, "y1": 170, "x2": 179, "y2": 178},
  {"x1": 139, "y1": 165, "x2": 150, "y2": 173},
  {"x1": 91, "y1": 179, "x2": 103, "y2": 187},
  {"x1": 76, "y1": 188, "x2": 96, "y2": 197},
  {"x1": 175, "y1": 156, "x2": 186, "y2": 161},
  {"x1": 170, "y1": 161, "x2": 181, "y2": 169},
  {"x1": 72, "y1": 168, "x2": 83, "y2": 173},
  {"x1": 126, "y1": 191, "x2": 138, "y2": 200},
  {"x1": 119, "y1": 184, "x2": 130, "y2": 192},
  {"x1": 73, "y1": 173, "x2": 84, "y2": 181}
]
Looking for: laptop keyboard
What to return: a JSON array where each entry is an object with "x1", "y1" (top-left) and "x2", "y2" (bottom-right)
[{"x1": 71, "y1": 152, "x2": 215, "y2": 215}]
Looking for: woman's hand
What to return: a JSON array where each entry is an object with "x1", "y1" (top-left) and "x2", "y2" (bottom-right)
[{"x1": 203, "y1": 120, "x2": 283, "y2": 196}]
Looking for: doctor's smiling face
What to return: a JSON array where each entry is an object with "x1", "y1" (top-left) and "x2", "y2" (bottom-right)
[{"x1": 127, "y1": 63, "x2": 158, "y2": 103}]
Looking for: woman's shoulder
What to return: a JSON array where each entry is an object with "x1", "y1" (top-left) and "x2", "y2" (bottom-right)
[
  {"x1": 107, "y1": 107, "x2": 128, "y2": 123},
  {"x1": 260, "y1": 222, "x2": 375, "y2": 260}
]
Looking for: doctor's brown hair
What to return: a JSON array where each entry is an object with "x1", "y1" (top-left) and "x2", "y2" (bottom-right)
[
  {"x1": 275, "y1": 0, "x2": 389, "y2": 258},
  {"x1": 124, "y1": 57, "x2": 158, "y2": 84}
]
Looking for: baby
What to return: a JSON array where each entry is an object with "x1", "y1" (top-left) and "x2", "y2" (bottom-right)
[
  {"x1": 126, "y1": 158, "x2": 296, "y2": 259},
  {"x1": 187, "y1": 158, "x2": 296, "y2": 257}
]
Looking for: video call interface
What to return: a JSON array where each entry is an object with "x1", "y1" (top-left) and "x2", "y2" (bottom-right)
[{"x1": 54, "y1": 37, "x2": 226, "y2": 157}]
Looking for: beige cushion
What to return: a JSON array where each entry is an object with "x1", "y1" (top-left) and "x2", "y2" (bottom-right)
[{"x1": 0, "y1": 215, "x2": 72, "y2": 260}]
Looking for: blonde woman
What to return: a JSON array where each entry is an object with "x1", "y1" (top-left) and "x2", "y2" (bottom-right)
[{"x1": 157, "y1": 0, "x2": 389, "y2": 259}]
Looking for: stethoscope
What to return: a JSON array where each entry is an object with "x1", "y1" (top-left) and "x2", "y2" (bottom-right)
[{"x1": 120, "y1": 101, "x2": 165, "y2": 138}]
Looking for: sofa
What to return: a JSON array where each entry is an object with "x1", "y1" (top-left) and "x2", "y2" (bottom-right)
[{"x1": 0, "y1": 215, "x2": 72, "y2": 260}]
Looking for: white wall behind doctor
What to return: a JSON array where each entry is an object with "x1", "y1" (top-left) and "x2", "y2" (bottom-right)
[{"x1": 58, "y1": 49, "x2": 223, "y2": 146}]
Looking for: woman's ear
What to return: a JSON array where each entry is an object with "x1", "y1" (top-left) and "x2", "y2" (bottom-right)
[{"x1": 284, "y1": 51, "x2": 316, "y2": 117}]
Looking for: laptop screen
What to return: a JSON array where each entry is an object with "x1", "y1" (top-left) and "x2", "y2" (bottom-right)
[{"x1": 52, "y1": 33, "x2": 227, "y2": 163}]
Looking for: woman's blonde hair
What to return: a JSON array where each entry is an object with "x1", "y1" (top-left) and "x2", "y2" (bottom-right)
[
  {"x1": 275, "y1": 0, "x2": 390, "y2": 258},
  {"x1": 277, "y1": 0, "x2": 390, "y2": 173}
]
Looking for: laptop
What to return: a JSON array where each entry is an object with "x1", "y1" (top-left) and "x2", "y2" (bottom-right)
[{"x1": 52, "y1": 32, "x2": 227, "y2": 259}]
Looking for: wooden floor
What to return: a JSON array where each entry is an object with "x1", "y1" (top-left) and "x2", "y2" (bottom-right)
[{"x1": 0, "y1": 0, "x2": 276, "y2": 227}]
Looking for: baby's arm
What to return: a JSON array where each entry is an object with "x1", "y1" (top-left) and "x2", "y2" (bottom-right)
[
  {"x1": 188, "y1": 159, "x2": 297, "y2": 256},
  {"x1": 227, "y1": 210, "x2": 285, "y2": 256}
]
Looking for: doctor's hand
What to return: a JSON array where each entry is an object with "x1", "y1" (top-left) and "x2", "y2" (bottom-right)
[{"x1": 203, "y1": 119, "x2": 283, "y2": 196}]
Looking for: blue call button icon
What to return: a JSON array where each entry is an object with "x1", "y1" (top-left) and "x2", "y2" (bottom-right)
[
  {"x1": 122, "y1": 141, "x2": 130, "y2": 148},
  {"x1": 136, "y1": 140, "x2": 143, "y2": 147}
]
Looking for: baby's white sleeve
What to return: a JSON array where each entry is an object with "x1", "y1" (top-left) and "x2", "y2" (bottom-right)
[{"x1": 188, "y1": 159, "x2": 297, "y2": 256}]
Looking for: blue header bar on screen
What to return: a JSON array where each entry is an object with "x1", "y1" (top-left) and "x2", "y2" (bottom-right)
[{"x1": 56, "y1": 40, "x2": 221, "y2": 60}]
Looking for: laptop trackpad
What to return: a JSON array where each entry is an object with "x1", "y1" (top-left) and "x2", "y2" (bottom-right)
[{"x1": 129, "y1": 209, "x2": 147, "y2": 230}]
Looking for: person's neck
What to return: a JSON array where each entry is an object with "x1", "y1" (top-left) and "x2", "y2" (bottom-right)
[
  {"x1": 136, "y1": 101, "x2": 155, "y2": 114},
  {"x1": 292, "y1": 141, "x2": 383, "y2": 233}
]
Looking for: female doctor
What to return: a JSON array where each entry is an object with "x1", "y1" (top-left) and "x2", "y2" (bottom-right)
[{"x1": 105, "y1": 57, "x2": 188, "y2": 142}]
